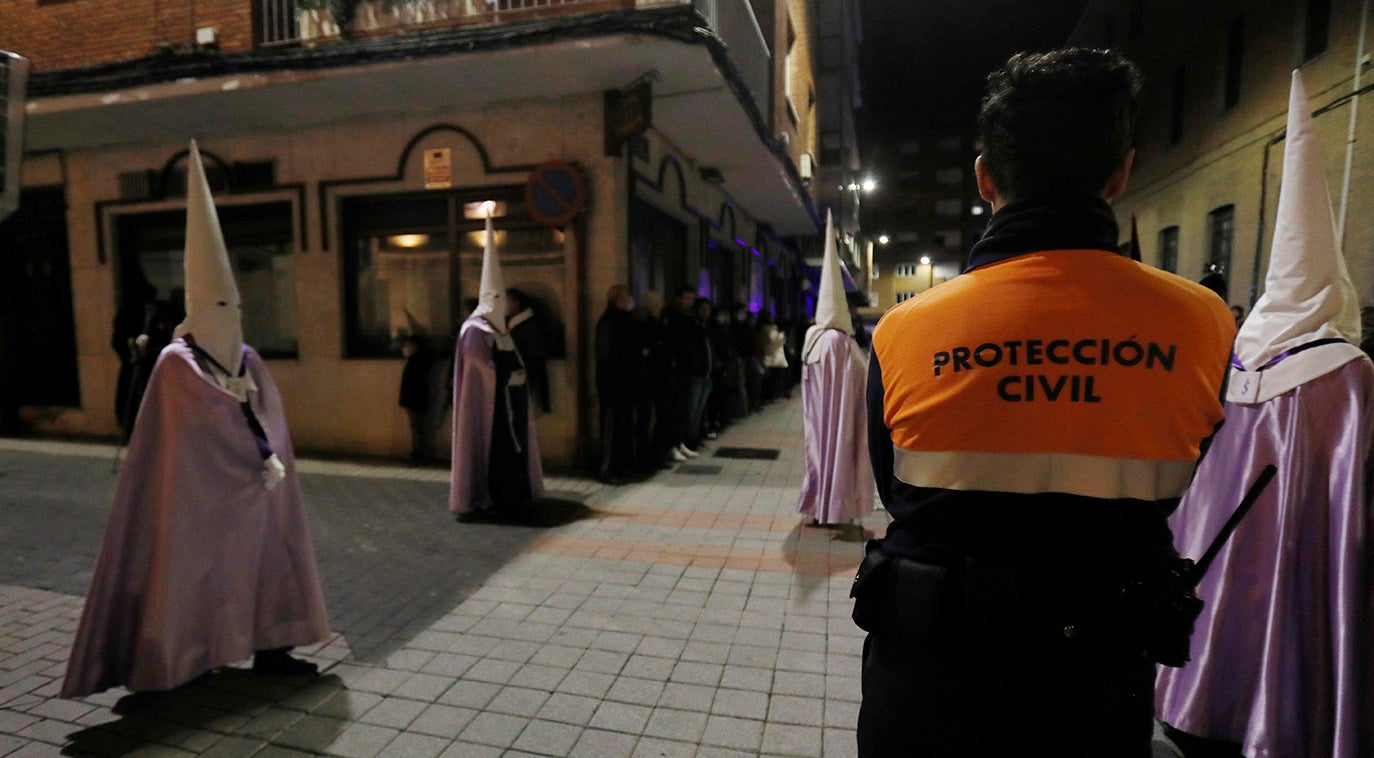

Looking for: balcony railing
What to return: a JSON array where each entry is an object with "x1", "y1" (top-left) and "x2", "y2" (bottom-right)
[
  {"x1": 257, "y1": 0, "x2": 771, "y2": 119},
  {"x1": 260, "y1": 0, "x2": 654, "y2": 46},
  {"x1": 692, "y1": 0, "x2": 769, "y2": 113}
]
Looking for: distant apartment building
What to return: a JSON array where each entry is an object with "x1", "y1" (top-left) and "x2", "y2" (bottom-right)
[
  {"x1": 811, "y1": 0, "x2": 865, "y2": 286},
  {"x1": 864, "y1": 131, "x2": 985, "y2": 310},
  {"x1": 1074, "y1": 0, "x2": 1373, "y2": 310},
  {"x1": 0, "y1": 0, "x2": 823, "y2": 466}
]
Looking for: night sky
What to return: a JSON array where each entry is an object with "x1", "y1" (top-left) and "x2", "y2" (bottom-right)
[{"x1": 859, "y1": 0, "x2": 1090, "y2": 139}]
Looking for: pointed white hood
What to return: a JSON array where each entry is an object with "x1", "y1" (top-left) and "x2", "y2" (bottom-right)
[
  {"x1": 174, "y1": 140, "x2": 244, "y2": 379},
  {"x1": 803, "y1": 211, "x2": 854, "y2": 364},
  {"x1": 469, "y1": 215, "x2": 508, "y2": 333},
  {"x1": 1228, "y1": 70, "x2": 1366, "y2": 403}
]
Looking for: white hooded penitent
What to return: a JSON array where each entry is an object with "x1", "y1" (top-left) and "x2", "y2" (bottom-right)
[
  {"x1": 1229, "y1": 70, "x2": 1365, "y2": 403},
  {"x1": 469, "y1": 214, "x2": 508, "y2": 334},
  {"x1": 174, "y1": 140, "x2": 245, "y2": 383},
  {"x1": 803, "y1": 210, "x2": 855, "y2": 364}
]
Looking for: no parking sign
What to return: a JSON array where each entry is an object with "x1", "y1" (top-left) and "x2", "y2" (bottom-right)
[{"x1": 524, "y1": 160, "x2": 587, "y2": 227}]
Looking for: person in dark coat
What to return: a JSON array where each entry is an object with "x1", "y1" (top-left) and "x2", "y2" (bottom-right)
[
  {"x1": 1200, "y1": 271, "x2": 1229, "y2": 302},
  {"x1": 111, "y1": 278, "x2": 180, "y2": 437},
  {"x1": 398, "y1": 335, "x2": 433, "y2": 462},
  {"x1": 506, "y1": 288, "x2": 552, "y2": 413},
  {"x1": 731, "y1": 303, "x2": 763, "y2": 413},
  {"x1": 631, "y1": 291, "x2": 675, "y2": 471},
  {"x1": 595, "y1": 285, "x2": 638, "y2": 483},
  {"x1": 665, "y1": 286, "x2": 710, "y2": 457}
]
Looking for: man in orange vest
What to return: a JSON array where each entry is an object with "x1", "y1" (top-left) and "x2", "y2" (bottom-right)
[{"x1": 854, "y1": 49, "x2": 1235, "y2": 756}]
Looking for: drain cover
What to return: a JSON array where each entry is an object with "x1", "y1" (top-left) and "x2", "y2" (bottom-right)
[
  {"x1": 712, "y1": 447, "x2": 781, "y2": 460},
  {"x1": 675, "y1": 464, "x2": 723, "y2": 475}
]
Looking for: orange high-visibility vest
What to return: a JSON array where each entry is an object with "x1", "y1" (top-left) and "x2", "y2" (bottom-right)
[{"x1": 873, "y1": 249, "x2": 1234, "y2": 501}]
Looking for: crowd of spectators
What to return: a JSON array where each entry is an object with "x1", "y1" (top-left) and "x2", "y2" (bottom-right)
[{"x1": 594, "y1": 284, "x2": 801, "y2": 484}]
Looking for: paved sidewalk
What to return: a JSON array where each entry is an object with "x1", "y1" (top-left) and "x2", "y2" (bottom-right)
[{"x1": 0, "y1": 398, "x2": 889, "y2": 757}]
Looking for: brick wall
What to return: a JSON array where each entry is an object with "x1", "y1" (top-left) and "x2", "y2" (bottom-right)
[{"x1": 0, "y1": 0, "x2": 256, "y2": 73}]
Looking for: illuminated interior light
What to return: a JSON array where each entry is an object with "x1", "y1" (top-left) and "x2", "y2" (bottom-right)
[{"x1": 388, "y1": 233, "x2": 430, "y2": 248}]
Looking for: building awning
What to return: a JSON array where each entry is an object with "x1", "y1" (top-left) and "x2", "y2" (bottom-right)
[{"x1": 24, "y1": 7, "x2": 818, "y2": 235}]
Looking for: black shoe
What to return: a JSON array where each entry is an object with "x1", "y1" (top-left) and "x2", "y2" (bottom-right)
[{"x1": 252, "y1": 649, "x2": 319, "y2": 677}]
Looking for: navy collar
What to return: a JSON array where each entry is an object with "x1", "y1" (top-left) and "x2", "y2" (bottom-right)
[{"x1": 965, "y1": 194, "x2": 1121, "y2": 273}]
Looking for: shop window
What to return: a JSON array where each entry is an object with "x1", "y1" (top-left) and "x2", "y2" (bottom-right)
[
  {"x1": 1158, "y1": 225, "x2": 1179, "y2": 273},
  {"x1": 341, "y1": 188, "x2": 564, "y2": 358},
  {"x1": 116, "y1": 201, "x2": 298, "y2": 357},
  {"x1": 1206, "y1": 206, "x2": 1234, "y2": 277}
]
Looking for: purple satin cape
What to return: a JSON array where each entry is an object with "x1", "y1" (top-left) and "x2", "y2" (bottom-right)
[
  {"x1": 797, "y1": 329, "x2": 873, "y2": 524},
  {"x1": 62, "y1": 342, "x2": 331, "y2": 697},
  {"x1": 1156, "y1": 356, "x2": 1374, "y2": 757},
  {"x1": 448, "y1": 316, "x2": 544, "y2": 514}
]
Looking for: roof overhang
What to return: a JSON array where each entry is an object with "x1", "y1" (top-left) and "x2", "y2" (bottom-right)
[{"x1": 24, "y1": 12, "x2": 817, "y2": 234}]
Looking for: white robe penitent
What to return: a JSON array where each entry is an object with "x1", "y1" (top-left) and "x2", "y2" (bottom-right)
[
  {"x1": 62, "y1": 341, "x2": 330, "y2": 697},
  {"x1": 797, "y1": 329, "x2": 873, "y2": 524}
]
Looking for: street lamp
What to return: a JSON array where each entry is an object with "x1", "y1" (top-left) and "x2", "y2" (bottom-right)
[
  {"x1": 862, "y1": 178, "x2": 877, "y2": 193},
  {"x1": 879, "y1": 235, "x2": 890, "y2": 245}
]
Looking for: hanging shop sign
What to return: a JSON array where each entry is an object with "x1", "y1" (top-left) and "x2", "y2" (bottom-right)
[{"x1": 603, "y1": 77, "x2": 652, "y2": 157}]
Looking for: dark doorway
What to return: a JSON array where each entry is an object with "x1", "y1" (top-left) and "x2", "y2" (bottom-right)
[
  {"x1": 629, "y1": 199, "x2": 687, "y2": 298},
  {"x1": 0, "y1": 186, "x2": 80, "y2": 413}
]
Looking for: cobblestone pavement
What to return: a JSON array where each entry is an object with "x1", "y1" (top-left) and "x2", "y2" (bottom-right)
[{"x1": 0, "y1": 399, "x2": 893, "y2": 757}]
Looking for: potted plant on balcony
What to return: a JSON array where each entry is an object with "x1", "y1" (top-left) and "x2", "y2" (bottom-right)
[{"x1": 296, "y1": 0, "x2": 342, "y2": 43}]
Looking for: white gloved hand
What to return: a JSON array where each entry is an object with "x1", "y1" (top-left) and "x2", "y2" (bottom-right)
[{"x1": 262, "y1": 453, "x2": 286, "y2": 491}]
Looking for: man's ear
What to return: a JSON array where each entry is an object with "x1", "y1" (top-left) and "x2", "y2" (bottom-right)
[
  {"x1": 1102, "y1": 149, "x2": 1135, "y2": 201},
  {"x1": 974, "y1": 155, "x2": 1003, "y2": 210}
]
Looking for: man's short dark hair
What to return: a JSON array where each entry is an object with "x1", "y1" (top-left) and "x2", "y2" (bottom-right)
[{"x1": 977, "y1": 48, "x2": 1142, "y2": 200}]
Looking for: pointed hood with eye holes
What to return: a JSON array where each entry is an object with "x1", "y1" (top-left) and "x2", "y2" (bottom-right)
[
  {"x1": 173, "y1": 140, "x2": 244, "y2": 379},
  {"x1": 803, "y1": 211, "x2": 854, "y2": 364},
  {"x1": 1229, "y1": 70, "x2": 1366, "y2": 403},
  {"x1": 468, "y1": 215, "x2": 508, "y2": 334}
]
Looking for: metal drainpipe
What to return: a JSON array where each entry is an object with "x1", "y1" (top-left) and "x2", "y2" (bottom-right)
[{"x1": 1338, "y1": 0, "x2": 1371, "y2": 244}]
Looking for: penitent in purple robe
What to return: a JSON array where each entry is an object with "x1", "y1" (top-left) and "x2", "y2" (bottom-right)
[
  {"x1": 62, "y1": 341, "x2": 330, "y2": 697},
  {"x1": 1155, "y1": 355, "x2": 1374, "y2": 757},
  {"x1": 449, "y1": 316, "x2": 544, "y2": 515},
  {"x1": 797, "y1": 329, "x2": 873, "y2": 524}
]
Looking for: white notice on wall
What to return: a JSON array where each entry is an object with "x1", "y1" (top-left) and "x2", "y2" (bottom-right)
[{"x1": 424, "y1": 148, "x2": 452, "y2": 190}]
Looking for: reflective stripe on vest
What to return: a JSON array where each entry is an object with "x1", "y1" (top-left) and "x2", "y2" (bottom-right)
[
  {"x1": 893, "y1": 447, "x2": 1197, "y2": 500},
  {"x1": 874, "y1": 250, "x2": 1234, "y2": 483}
]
